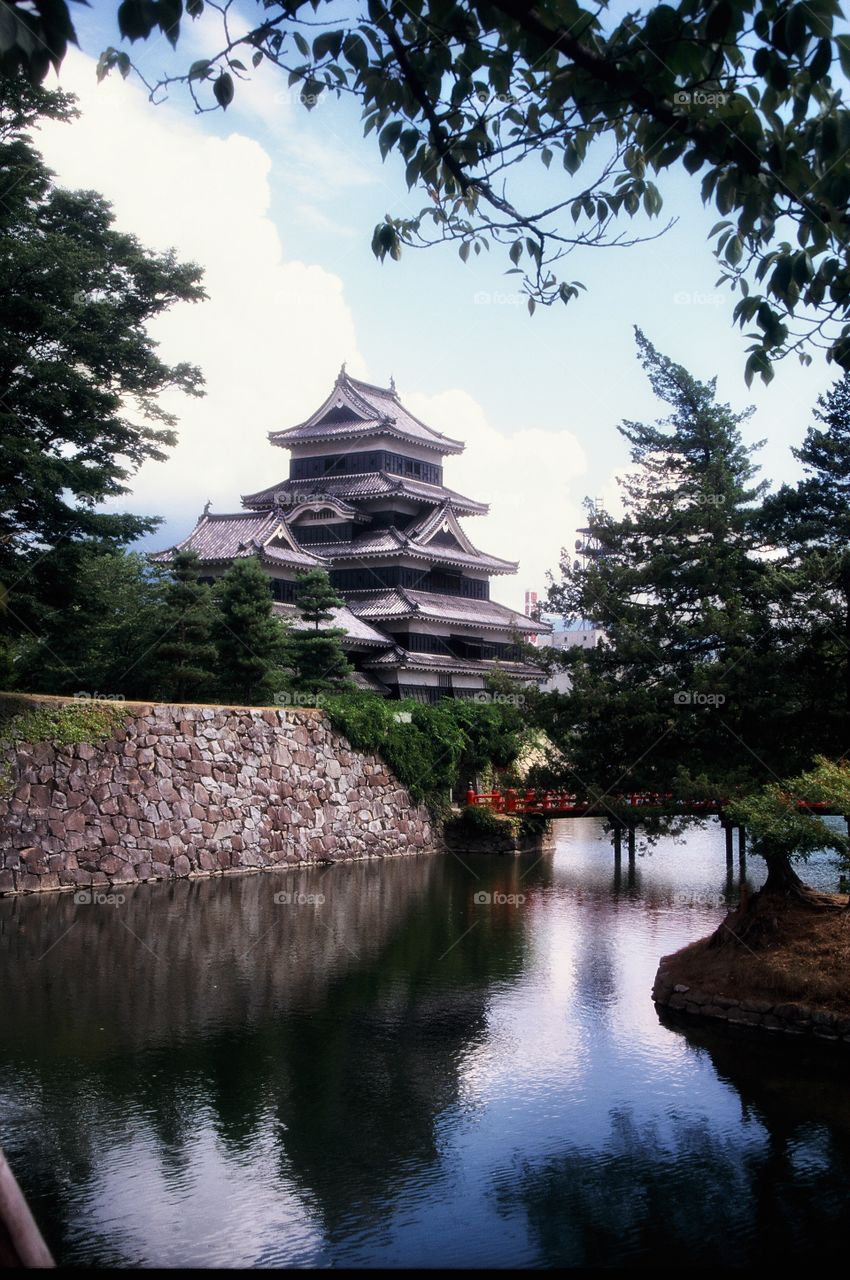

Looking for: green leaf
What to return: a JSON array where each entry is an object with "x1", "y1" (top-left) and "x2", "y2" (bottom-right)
[
  {"x1": 810, "y1": 37, "x2": 832, "y2": 79},
  {"x1": 343, "y1": 33, "x2": 369, "y2": 74},
  {"x1": 744, "y1": 348, "x2": 774, "y2": 386},
  {"x1": 213, "y1": 71, "x2": 234, "y2": 109},
  {"x1": 313, "y1": 30, "x2": 343, "y2": 62},
  {"x1": 378, "y1": 120, "x2": 403, "y2": 159},
  {"x1": 836, "y1": 33, "x2": 850, "y2": 77},
  {"x1": 292, "y1": 31, "x2": 310, "y2": 59},
  {"x1": 117, "y1": 0, "x2": 158, "y2": 43},
  {"x1": 705, "y1": 1, "x2": 733, "y2": 43}
]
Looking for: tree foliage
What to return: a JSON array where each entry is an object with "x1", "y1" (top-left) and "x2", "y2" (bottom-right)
[
  {"x1": 6, "y1": 1, "x2": 850, "y2": 379},
  {"x1": 323, "y1": 691, "x2": 532, "y2": 808},
  {"x1": 11, "y1": 549, "x2": 163, "y2": 699},
  {"x1": 0, "y1": 72, "x2": 205, "y2": 640},
  {"x1": 148, "y1": 550, "x2": 217, "y2": 702},
  {"x1": 285, "y1": 569, "x2": 353, "y2": 694},
  {"x1": 213, "y1": 557, "x2": 288, "y2": 704},
  {"x1": 544, "y1": 329, "x2": 784, "y2": 797},
  {"x1": 725, "y1": 756, "x2": 850, "y2": 896},
  {"x1": 758, "y1": 373, "x2": 850, "y2": 737}
]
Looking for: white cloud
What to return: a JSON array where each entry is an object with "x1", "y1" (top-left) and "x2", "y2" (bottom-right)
[
  {"x1": 404, "y1": 389, "x2": 589, "y2": 611},
  {"x1": 36, "y1": 49, "x2": 365, "y2": 533}
]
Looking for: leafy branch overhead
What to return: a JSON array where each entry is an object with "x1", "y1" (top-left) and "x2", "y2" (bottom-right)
[{"x1": 4, "y1": 1, "x2": 850, "y2": 381}]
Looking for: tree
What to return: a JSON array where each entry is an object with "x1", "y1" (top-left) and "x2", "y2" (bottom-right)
[
  {"x1": 544, "y1": 329, "x2": 784, "y2": 799},
  {"x1": 148, "y1": 550, "x2": 217, "y2": 702},
  {"x1": 0, "y1": 72, "x2": 205, "y2": 644},
  {"x1": 213, "y1": 557, "x2": 288, "y2": 704},
  {"x1": 759, "y1": 373, "x2": 850, "y2": 746},
  {"x1": 725, "y1": 756, "x2": 850, "y2": 906},
  {"x1": 285, "y1": 569, "x2": 352, "y2": 696},
  {"x1": 7, "y1": 1, "x2": 850, "y2": 380},
  {"x1": 11, "y1": 549, "x2": 163, "y2": 699}
]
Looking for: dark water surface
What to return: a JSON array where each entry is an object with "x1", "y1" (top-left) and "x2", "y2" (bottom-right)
[{"x1": 2, "y1": 818, "x2": 849, "y2": 1268}]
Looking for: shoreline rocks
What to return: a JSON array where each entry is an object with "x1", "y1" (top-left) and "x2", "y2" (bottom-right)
[{"x1": 652, "y1": 963, "x2": 850, "y2": 1045}]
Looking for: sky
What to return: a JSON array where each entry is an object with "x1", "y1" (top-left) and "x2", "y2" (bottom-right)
[{"x1": 31, "y1": 2, "x2": 843, "y2": 611}]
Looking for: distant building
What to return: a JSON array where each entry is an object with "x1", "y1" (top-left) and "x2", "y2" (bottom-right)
[
  {"x1": 523, "y1": 589, "x2": 539, "y2": 645},
  {"x1": 152, "y1": 368, "x2": 550, "y2": 700}
]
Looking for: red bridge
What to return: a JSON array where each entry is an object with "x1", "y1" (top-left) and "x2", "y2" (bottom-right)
[{"x1": 465, "y1": 788, "x2": 836, "y2": 819}]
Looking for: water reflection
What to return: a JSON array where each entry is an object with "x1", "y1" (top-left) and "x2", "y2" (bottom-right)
[{"x1": 1, "y1": 818, "x2": 848, "y2": 1267}]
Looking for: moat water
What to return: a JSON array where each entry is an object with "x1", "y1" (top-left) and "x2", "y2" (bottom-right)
[{"x1": 1, "y1": 818, "x2": 849, "y2": 1268}]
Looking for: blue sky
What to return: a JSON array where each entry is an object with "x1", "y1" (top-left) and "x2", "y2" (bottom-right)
[{"x1": 37, "y1": 2, "x2": 842, "y2": 608}]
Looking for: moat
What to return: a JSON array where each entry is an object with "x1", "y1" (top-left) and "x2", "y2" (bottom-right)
[{"x1": 2, "y1": 818, "x2": 849, "y2": 1268}]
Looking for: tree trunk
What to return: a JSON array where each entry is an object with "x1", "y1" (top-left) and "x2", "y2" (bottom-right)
[
  {"x1": 709, "y1": 854, "x2": 839, "y2": 950},
  {"x1": 762, "y1": 854, "x2": 808, "y2": 896}
]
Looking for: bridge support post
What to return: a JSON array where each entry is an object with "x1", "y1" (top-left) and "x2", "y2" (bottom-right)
[
  {"x1": 723, "y1": 820, "x2": 734, "y2": 867},
  {"x1": 738, "y1": 826, "x2": 746, "y2": 867},
  {"x1": 613, "y1": 824, "x2": 622, "y2": 863},
  {"x1": 627, "y1": 826, "x2": 636, "y2": 865}
]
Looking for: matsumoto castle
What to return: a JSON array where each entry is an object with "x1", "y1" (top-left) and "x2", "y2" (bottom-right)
[{"x1": 154, "y1": 368, "x2": 549, "y2": 700}]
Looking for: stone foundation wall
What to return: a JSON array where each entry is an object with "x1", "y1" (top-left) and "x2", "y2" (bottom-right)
[
  {"x1": 0, "y1": 703, "x2": 436, "y2": 895},
  {"x1": 653, "y1": 964, "x2": 850, "y2": 1044}
]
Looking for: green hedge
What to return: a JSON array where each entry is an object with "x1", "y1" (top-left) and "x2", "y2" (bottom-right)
[{"x1": 322, "y1": 693, "x2": 530, "y2": 810}]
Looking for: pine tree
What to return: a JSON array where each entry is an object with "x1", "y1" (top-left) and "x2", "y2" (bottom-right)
[
  {"x1": 213, "y1": 557, "x2": 287, "y2": 704},
  {"x1": 759, "y1": 373, "x2": 850, "y2": 750},
  {"x1": 149, "y1": 551, "x2": 217, "y2": 703},
  {"x1": 546, "y1": 330, "x2": 779, "y2": 796},
  {"x1": 285, "y1": 569, "x2": 352, "y2": 696},
  {"x1": 12, "y1": 550, "x2": 162, "y2": 698}
]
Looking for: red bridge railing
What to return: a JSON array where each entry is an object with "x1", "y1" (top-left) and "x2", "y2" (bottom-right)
[{"x1": 465, "y1": 788, "x2": 835, "y2": 816}]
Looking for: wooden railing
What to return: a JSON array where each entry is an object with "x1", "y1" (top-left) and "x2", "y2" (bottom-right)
[{"x1": 465, "y1": 788, "x2": 836, "y2": 816}]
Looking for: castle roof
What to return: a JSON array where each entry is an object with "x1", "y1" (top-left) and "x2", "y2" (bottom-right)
[
  {"x1": 347, "y1": 588, "x2": 547, "y2": 635},
  {"x1": 361, "y1": 648, "x2": 547, "y2": 681},
  {"x1": 242, "y1": 472, "x2": 488, "y2": 517},
  {"x1": 149, "y1": 511, "x2": 323, "y2": 570},
  {"x1": 269, "y1": 369, "x2": 465, "y2": 456}
]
